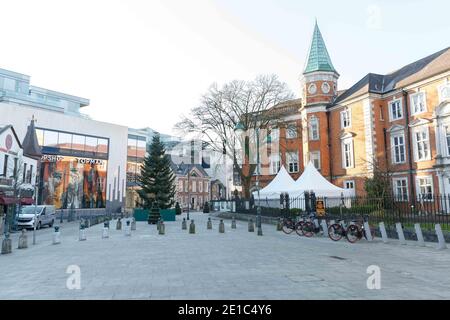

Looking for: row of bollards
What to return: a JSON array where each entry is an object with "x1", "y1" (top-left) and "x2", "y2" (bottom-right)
[{"x1": 180, "y1": 217, "x2": 238, "y2": 234}]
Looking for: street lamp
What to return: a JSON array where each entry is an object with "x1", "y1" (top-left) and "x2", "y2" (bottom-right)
[{"x1": 234, "y1": 121, "x2": 263, "y2": 236}]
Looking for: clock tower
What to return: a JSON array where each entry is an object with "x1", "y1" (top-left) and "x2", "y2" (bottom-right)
[{"x1": 300, "y1": 21, "x2": 339, "y2": 178}]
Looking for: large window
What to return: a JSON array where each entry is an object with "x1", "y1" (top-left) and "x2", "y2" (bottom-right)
[
  {"x1": 269, "y1": 153, "x2": 280, "y2": 175},
  {"x1": 286, "y1": 124, "x2": 297, "y2": 139},
  {"x1": 340, "y1": 109, "x2": 351, "y2": 128},
  {"x1": 309, "y1": 151, "x2": 321, "y2": 170},
  {"x1": 36, "y1": 128, "x2": 109, "y2": 159},
  {"x1": 127, "y1": 135, "x2": 146, "y2": 186},
  {"x1": 413, "y1": 126, "x2": 431, "y2": 161},
  {"x1": 341, "y1": 139, "x2": 354, "y2": 168},
  {"x1": 391, "y1": 132, "x2": 406, "y2": 164},
  {"x1": 309, "y1": 116, "x2": 319, "y2": 141},
  {"x1": 445, "y1": 126, "x2": 450, "y2": 157},
  {"x1": 410, "y1": 92, "x2": 426, "y2": 115},
  {"x1": 389, "y1": 99, "x2": 403, "y2": 121},
  {"x1": 268, "y1": 128, "x2": 279, "y2": 143},
  {"x1": 416, "y1": 176, "x2": 433, "y2": 200},
  {"x1": 393, "y1": 178, "x2": 409, "y2": 201},
  {"x1": 39, "y1": 156, "x2": 107, "y2": 209},
  {"x1": 287, "y1": 151, "x2": 299, "y2": 173}
]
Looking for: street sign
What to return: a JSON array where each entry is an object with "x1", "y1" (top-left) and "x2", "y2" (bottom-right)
[{"x1": 316, "y1": 198, "x2": 325, "y2": 217}]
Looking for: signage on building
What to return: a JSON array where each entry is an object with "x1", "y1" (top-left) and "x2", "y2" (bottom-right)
[
  {"x1": 316, "y1": 198, "x2": 325, "y2": 217},
  {"x1": 5, "y1": 134, "x2": 12, "y2": 151},
  {"x1": 41, "y1": 155, "x2": 104, "y2": 166}
]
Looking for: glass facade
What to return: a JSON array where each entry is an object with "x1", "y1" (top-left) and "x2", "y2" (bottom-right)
[
  {"x1": 36, "y1": 128, "x2": 110, "y2": 209},
  {"x1": 126, "y1": 134, "x2": 147, "y2": 209}
]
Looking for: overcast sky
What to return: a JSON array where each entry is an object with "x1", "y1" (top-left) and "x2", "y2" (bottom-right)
[{"x1": 1, "y1": 0, "x2": 449, "y2": 135}]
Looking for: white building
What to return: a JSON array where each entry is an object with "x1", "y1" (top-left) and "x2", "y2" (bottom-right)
[{"x1": 0, "y1": 67, "x2": 128, "y2": 213}]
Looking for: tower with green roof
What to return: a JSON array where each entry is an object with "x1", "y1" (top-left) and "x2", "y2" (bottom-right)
[
  {"x1": 301, "y1": 21, "x2": 339, "y2": 107},
  {"x1": 299, "y1": 21, "x2": 338, "y2": 180}
]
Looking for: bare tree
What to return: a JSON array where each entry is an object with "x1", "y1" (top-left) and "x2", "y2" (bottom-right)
[{"x1": 174, "y1": 74, "x2": 294, "y2": 197}]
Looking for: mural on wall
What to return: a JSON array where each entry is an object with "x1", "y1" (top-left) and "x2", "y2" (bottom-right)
[{"x1": 40, "y1": 156, "x2": 107, "y2": 209}]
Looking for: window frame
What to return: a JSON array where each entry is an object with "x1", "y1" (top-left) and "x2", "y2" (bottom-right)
[
  {"x1": 343, "y1": 180, "x2": 355, "y2": 190},
  {"x1": 390, "y1": 131, "x2": 406, "y2": 164},
  {"x1": 309, "y1": 116, "x2": 319, "y2": 141},
  {"x1": 286, "y1": 124, "x2": 298, "y2": 139},
  {"x1": 393, "y1": 177, "x2": 409, "y2": 201},
  {"x1": 410, "y1": 91, "x2": 427, "y2": 115},
  {"x1": 341, "y1": 138, "x2": 354, "y2": 169},
  {"x1": 269, "y1": 153, "x2": 281, "y2": 175},
  {"x1": 416, "y1": 176, "x2": 434, "y2": 201},
  {"x1": 388, "y1": 98, "x2": 403, "y2": 121},
  {"x1": 287, "y1": 151, "x2": 299, "y2": 173},
  {"x1": 413, "y1": 126, "x2": 431, "y2": 162},
  {"x1": 309, "y1": 151, "x2": 321, "y2": 170},
  {"x1": 340, "y1": 108, "x2": 351, "y2": 129}
]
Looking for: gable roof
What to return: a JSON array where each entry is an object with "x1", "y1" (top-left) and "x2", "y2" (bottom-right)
[
  {"x1": 304, "y1": 22, "x2": 338, "y2": 75},
  {"x1": 0, "y1": 125, "x2": 22, "y2": 149},
  {"x1": 170, "y1": 160, "x2": 209, "y2": 177},
  {"x1": 334, "y1": 47, "x2": 450, "y2": 104}
]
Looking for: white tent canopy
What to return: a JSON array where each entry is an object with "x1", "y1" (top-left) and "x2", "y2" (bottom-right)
[
  {"x1": 290, "y1": 162, "x2": 352, "y2": 198},
  {"x1": 256, "y1": 165, "x2": 296, "y2": 198}
]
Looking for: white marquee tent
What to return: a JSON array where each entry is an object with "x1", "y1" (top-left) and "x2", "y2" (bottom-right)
[{"x1": 256, "y1": 165, "x2": 296, "y2": 198}]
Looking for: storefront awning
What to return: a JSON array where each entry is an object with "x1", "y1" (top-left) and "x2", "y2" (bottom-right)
[{"x1": 0, "y1": 196, "x2": 19, "y2": 205}]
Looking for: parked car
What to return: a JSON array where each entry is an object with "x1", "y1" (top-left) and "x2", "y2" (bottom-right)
[{"x1": 17, "y1": 205, "x2": 56, "y2": 230}]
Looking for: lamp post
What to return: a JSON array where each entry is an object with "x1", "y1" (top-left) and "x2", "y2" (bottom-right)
[
  {"x1": 33, "y1": 184, "x2": 38, "y2": 245},
  {"x1": 235, "y1": 122, "x2": 263, "y2": 236},
  {"x1": 187, "y1": 169, "x2": 190, "y2": 221}
]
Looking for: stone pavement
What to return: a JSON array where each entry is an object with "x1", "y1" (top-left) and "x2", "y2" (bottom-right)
[{"x1": 1, "y1": 211, "x2": 450, "y2": 300}]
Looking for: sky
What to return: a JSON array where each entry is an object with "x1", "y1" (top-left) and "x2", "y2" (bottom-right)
[{"x1": 0, "y1": 0, "x2": 449, "y2": 136}]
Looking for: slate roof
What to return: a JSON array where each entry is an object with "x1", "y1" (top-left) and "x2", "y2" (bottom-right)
[
  {"x1": 170, "y1": 160, "x2": 209, "y2": 177},
  {"x1": 334, "y1": 46, "x2": 450, "y2": 104}
]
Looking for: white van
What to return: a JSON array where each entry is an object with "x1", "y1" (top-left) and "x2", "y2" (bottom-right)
[{"x1": 17, "y1": 205, "x2": 56, "y2": 230}]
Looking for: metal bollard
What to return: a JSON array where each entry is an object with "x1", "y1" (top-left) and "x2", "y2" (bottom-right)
[
  {"x1": 207, "y1": 218, "x2": 212, "y2": 230},
  {"x1": 435, "y1": 224, "x2": 448, "y2": 250},
  {"x1": 231, "y1": 217, "x2": 236, "y2": 229},
  {"x1": 395, "y1": 223, "x2": 406, "y2": 245},
  {"x1": 182, "y1": 218, "x2": 187, "y2": 230},
  {"x1": 157, "y1": 218, "x2": 161, "y2": 232},
  {"x1": 53, "y1": 226, "x2": 61, "y2": 245},
  {"x1": 102, "y1": 222, "x2": 109, "y2": 239},
  {"x1": 79, "y1": 225, "x2": 87, "y2": 241},
  {"x1": 125, "y1": 220, "x2": 131, "y2": 237},
  {"x1": 414, "y1": 223, "x2": 425, "y2": 247},
  {"x1": 1, "y1": 234, "x2": 12, "y2": 254},
  {"x1": 189, "y1": 220, "x2": 196, "y2": 234},
  {"x1": 159, "y1": 221, "x2": 165, "y2": 235},
  {"x1": 379, "y1": 222, "x2": 389, "y2": 243},
  {"x1": 219, "y1": 219, "x2": 225, "y2": 233},
  {"x1": 276, "y1": 218, "x2": 283, "y2": 231},
  {"x1": 18, "y1": 229, "x2": 28, "y2": 249},
  {"x1": 248, "y1": 219, "x2": 255, "y2": 232},
  {"x1": 131, "y1": 218, "x2": 136, "y2": 231},
  {"x1": 116, "y1": 218, "x2": 122, "y2": 230}
]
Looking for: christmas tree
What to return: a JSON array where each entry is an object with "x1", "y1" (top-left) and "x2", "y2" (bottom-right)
[{"x1": 138, "y1": 134, "x2": 175, "y2": 209}]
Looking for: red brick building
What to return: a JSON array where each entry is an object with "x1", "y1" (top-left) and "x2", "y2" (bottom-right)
[{"x1": 247, "y1": 21, "x2": 450, "y2": 205}]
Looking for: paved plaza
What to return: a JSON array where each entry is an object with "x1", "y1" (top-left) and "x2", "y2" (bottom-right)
[{"x1": 1, "y1": 212, "x2": 450, "y2": 300}]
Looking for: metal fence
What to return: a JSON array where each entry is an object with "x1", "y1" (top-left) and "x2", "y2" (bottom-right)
[{"x1": 212, "y1": 194, "x2": 450, "y2": 231}]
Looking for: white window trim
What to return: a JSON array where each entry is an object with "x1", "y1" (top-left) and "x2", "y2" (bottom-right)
[
  {"x1": 390, "y1": 131, "x2": 406, "y2": 164},
  {"x1": 410, "y1": 91, "x2": 427, "y2": 116},
  {"x1": 341, "y1": 138, "x2": 354, "y2": 169},
  {"x1": 416, "y1": 175, "x2": 434, "y2": 201},
  {"x1": 287, "y1": 151, "x2": 299, "y2": 173},
  {"x1": 309, "y1": 116, "x2": 319, "y2": 141},
  {"x1": 393, "y1": 177, "x2": 409, "y2": 201},
  {"x1": 388, "y1": 98, "x2": 403, "y2": 122},
  {"x1": 343, "y1": 180, "x2": 355, "y2": 189},
  {"x1": 412, "y1": 126, "x2": 431, "y2": 162},
  {"x1": 438, "y1": 83, "x2": 450, "y2": 103},
  {"x1": 340, "y1": 109, "x2": 351, "y2": 129},
  {"x1": 286, "y1": 124, "x2": 298, "y2": 139},
  {"x1": 269, "y1": 153, "x2": 281, "y2": 175},
  {"x1": 309, "y1": 151, "x2": 321, "y2": 170}
]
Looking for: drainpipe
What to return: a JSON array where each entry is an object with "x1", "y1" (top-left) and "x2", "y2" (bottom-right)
[
  {"x1": 326, "y1": 111, "x2": 333, "y2": 181},
  {"x1": 402, "y1": 90, "x2": 416, "y2": 201}
]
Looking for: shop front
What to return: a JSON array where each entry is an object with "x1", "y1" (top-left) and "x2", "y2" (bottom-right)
[{"x1": 39, "y1": 155, "x2": 107, "y2": 209}]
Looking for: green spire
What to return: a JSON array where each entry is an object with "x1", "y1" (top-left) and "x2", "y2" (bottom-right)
[{"x1": 303, "y1": 21, "x2": 337, "y2": 74}]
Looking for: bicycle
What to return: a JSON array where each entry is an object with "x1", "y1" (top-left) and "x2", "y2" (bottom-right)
[
  {"x1": 328, "y1": 217, "x2": 375, "y2": 243},
  {"x1": 281, "y1": 216, "x2": 304, "y2": 235},
  {"x1": 300, "y1": 213, "x2": 325, "y2": 237}
]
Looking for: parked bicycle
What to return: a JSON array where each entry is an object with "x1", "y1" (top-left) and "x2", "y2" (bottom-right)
[
  {"x1": 281, "y1": 217, "x2": 305, "y2": 236},
  {"x1": 300, "y1": 213, "x2": 325, "y2": 237},
  {"x1": 328, "y1": 216, "x2": 374, "y2": 243}
]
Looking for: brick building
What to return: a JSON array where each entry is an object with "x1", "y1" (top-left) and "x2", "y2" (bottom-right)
[{"x1": 248, "y1": 21, "x2": 450, "y2": 204}]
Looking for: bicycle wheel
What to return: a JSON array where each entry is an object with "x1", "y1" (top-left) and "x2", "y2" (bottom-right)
[
  {"x1": 282, "y1": 220, "x2": 294, "y2": 234},
  {"x1": 346, "y1": 224, "x2": 361, "y2": 243},
  {"x1": 295, "y1": 221, "x2": 305, "y2": 236},
  {"x1": 301, "y1": 221, "x2": 315, "y2": 237},
  {"x1": 328, "y1": 223, "x2": 344, "y2": 241}
]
